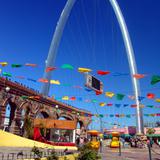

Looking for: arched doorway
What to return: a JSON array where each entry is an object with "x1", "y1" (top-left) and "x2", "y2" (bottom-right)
[
  {"x1": 35, "y1": 111, "x2": 50, "y2": 140},
  {"x1": 4, "y1": 101, "x2": 17, "y2": 132}
]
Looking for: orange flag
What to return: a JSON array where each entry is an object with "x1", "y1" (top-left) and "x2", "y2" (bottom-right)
[
  {"x1": 38, "y1": 78, "x2": 48, "y2": 83},
  {"x1": 133, "y1": 74, "x2": 146, "y2": 79},
  {"x1": 25, "y1": 63, "x2": 37, "y2": 67}
]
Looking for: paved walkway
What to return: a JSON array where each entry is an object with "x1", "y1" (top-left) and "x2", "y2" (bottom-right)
[{"x1": 101, "y1": 147, "x2": 160, "y2": 160}]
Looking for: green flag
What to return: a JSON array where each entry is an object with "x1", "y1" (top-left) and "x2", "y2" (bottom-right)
[
  {"x1": 99, "y1": 114, "x2": 104, "y2": 118},
  {"x1": 151, "y1": 75, "x2": 160, "y2": 85},
  {"x1": 126, "y1": 115, "x2": 131, "y2": 118},
  {"x1": 11, "y1": 64, "x2": 22, "y2": 68},
  {"x1": 2, "y1": 72, "x2": 12, "y2": 77},
  {"x1": 116, "y1": 93, "x2": 125, "y2": 100},
  {"x1": 61, "y1": 64, "x2": 74, "y2": 70},
  {"x1": 21, "y1": 95, "x2": 28, "y2": 99},
  {"x1": 92, "y1": 99, "x2": 97, "y2": 103},
  {"x1": 147, "y1": 105, "x2": 154, "y2": 108}
]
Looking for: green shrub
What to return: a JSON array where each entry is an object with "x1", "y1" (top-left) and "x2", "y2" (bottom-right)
[
  {"x1": 77, "y1": 143, "x2": 100, "y2": 160},
  {"x1": 31, "y1": 146, "x2": 42, "y2": 159},
  {"x1": 47, "y1": 149, "x2": 58, "y2": 160}
]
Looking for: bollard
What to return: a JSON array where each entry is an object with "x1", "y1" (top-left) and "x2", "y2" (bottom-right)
[
  {"x1": 100, "y1": 140, "x2": 103, "y2": 153},
  {"x1": 148, "y1": 143, "x2": 152, "y2": 160},
  {"x1": 119, "y1": 142, "x2": 121, "y2": 156}
]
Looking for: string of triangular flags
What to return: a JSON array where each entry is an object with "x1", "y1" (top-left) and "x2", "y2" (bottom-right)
[
  {"x1": 56, "y1": 94, "x2": 160, "y2": 104},
  {"x1": 93, "y1": 113, "x2": 160, "y2": 118},
  {"x1": 1, "y1": 62, "x2": 160, "y2": 84}
]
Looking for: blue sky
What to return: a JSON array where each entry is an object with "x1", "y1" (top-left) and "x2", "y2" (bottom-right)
[{"x1": 1, "y1": 0, "x2": 160, "y2": 130}]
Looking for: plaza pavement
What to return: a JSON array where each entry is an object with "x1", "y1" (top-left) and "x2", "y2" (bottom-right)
[{"x1": 101, "y1": 146, "x2": 160, "y2": 160}]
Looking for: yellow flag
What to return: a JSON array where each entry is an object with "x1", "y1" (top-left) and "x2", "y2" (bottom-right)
[
  {"x1": 0, "y1": 62, "x2": 8, "y2": 67},
  {"x1": 105, "y1": 92, "x2": 115, "y2": 98},
  {"x1": 78, "y1": 67, "x2": 92, "y2": 73},
  {"x1": 62, "y1": 96, "x2": 69, "y2": 100},
  {"x1": 155, "y1": 99, "x2": 160, "y2": 103},
  {"x1": 50, "y1": 80, "x2": 60, "y2": 85},
  {"x1": 140, "y1": 104, "x2": 144, "y2": 108},
  {"x1": 99, "y1": 102, "x2": 106, "y2": 107}
]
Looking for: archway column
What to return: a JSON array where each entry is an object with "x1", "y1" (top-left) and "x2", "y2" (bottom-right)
[{"x1": 0, "y1": 105, "x2": 6, "y2": 129}]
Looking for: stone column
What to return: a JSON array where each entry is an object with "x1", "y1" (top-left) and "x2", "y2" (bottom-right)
[
  {"x1": 0, "y1": 105, "x2": 6, "y2": 130},
  {"x1": 10, "y1": 109, "x2": 22, "y2": 135}
]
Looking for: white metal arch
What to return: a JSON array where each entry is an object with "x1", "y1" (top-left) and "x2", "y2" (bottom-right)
[{"x1": 41, "y1": 0, "x2": 143, "y2": 134}]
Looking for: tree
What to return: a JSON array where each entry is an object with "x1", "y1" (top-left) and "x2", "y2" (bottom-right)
[{"x1": 146, "y1": 128, "x2": 156, "y2": 135}]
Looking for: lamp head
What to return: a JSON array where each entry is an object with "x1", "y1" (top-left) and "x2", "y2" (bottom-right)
[{"x1": 5, "y1": 87, "x2": 10, "y2": 92}]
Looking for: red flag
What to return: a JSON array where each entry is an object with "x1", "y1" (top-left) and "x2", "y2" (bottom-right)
[
  {"x1": 115, "y1": 114, "x2": 120, "y2": 117},
  {"x1": 70, "y1": 97, "x2": 76, "y2": 100},
  {"x1": 131, "y1": 104, "x2": 137, "y2": 108},
  {"x1": 95, "y1": 90, "x2": 103, "y2": 95},
  {"x1": 147, "y1": 93, "x2": 155, "y2": 99},
  {"x1": 45, "y1": 67, "x2": 56, "y2": 72},
  {"x1": 97, "y1": 70, "x2": 110, "y2": 75},
  {"x1": 38, "y1": 78, "x2": 48, "y2": 83},
  {"x1": 107, "y1": 103, "x2": 113, "y2": 106},
  {"x1": 133, "y1": 74, "x2": 146, "y2": 79}
]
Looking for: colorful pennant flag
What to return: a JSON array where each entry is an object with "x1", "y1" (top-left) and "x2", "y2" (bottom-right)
[
  {"x1": 21, "y1": 95, "x2": 28, "y2": 99},
  {"x1": 131, "y1": 104, "x2": 137, "y2": 108},
  {"x1": 61, "y1": 64, "x2": 74, "y2": 70},
  {"x1": 73, "y1": 85, "x2": 83, "y2": 89},
  {"x1": 62, "y1": 96, "x2": 69, "y2": 100},
  {"x1": 38, "y1": 78, "x2": 48, "y2": 83},
  {"x1": 115, "y1": 104, "x2": 121, "y2": 108},
  {"x1": 123, "y1": 104, "x2": 129, "y2": 107},
  {"x1": 133, "y1": 74, "x2": 146, "y2": 79},
  {"x1": 138, "y1": 96, "x2": 145, "y2": 101},
  {"x1": 128, "y1": 95, "x2": 135, "y2": 100},
  {"x1": 126, "y1": 115, "x2": 131, "y2": 118},
  {"x1": 27, "y1": 78, "x2": 37, "y2": 82},
  {"x1": 85, "y1": 88, "x2": 92, "y2": 92},
  {"x1": 146, "y1": 105, "x2": 154, "y2": 108},
  {"x1": 147, "y1": 93, "x2": 155, "y2": 99},
  {"x1": 78, "y1": 67, "x2": 92, "y2": 73},
  {"x1": 45, "y1": 67, "x2": 56, "y2": 72},
  {"x1": 95, "y1": 90, "x2": 103, "y2": 95},
  {"x1": 11, "y1": 64, "x2": 22, "y2": 68},
  {"x1": 151, "y1": 75, "x2": 160, "y2": 85},
  {"x1": 25, "y1": 63, "x2": 37, "y2": 67},
  {"x1": 116, "y1": 94, "x2": 125, "y2": 100},
  {"x1": 92, "y1": 99, "x2": 97, "y2": 103},
  {"x1": 70, "y1": 97, "x2": 76, "y2": 101},
  {"x1": 99, "y1": 102, "x2": 106, "y2": 107},
  {"x1": 50, "y1": 80, "x2": 60, "y2": 85},
  {"x1": 2, "y1": 72, "x2": 12, "y2": 77},
  {"x1": 0, "y1": 62, "x2": 8, "y2": 67},
  {"x1": 105, "y1": 92, "x2": 115, "y2": 98},
  {"x1": 97, "y1": 70, "x2": 110, "y2": 75},
  {"x1": 15, "y1": 76, "x2": 25, "y2": 79},
  {"x1": 155, "y1": 99, "x2": 160, "y2": 103}
]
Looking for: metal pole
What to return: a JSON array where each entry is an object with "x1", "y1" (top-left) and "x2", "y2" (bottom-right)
[
  {"x1": 147, "y1": 142, "x2": 152, "y2": 160},
  {"x1": 108, "y1": 0, "x2": 144, "y2": 134},
  {"x1": 119, "y1": 142, "x2": 121, "y2": 156}
]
